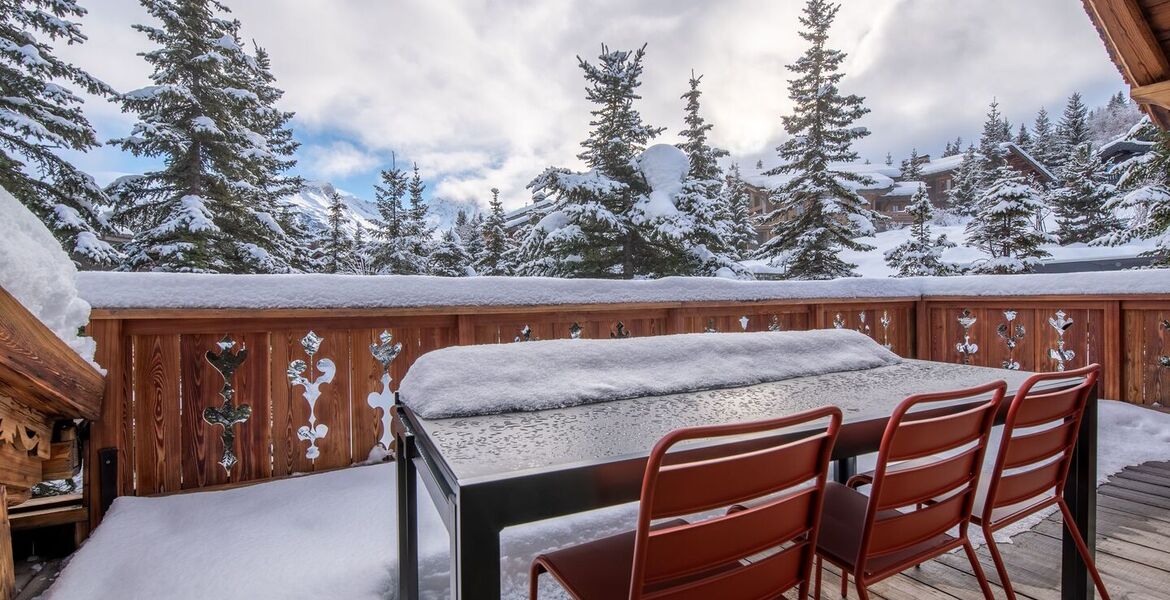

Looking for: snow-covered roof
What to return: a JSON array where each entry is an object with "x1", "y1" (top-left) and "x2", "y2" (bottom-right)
[
  {"x1": 0, "y1": 186, "x2": 98, "y2": 366},
  {"x1": 76, "y1": 269, "x2": 1170, "y2": 312},
  {"x1": 883, "y1": 181, "x2": 925, "y2": 197},
  {"x1": 1000, "y1": 142, "x2": 1056, "y2": 182},
  {"x1": 740, "y1": 162, "x2": 895, "y2": 191},
  {"x1": 918, "y1": 153, "x2": 965, "y2": 176}
]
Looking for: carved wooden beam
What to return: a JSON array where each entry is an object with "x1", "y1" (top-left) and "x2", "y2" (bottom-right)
[
  {"x1": 1132, "y1": 79, "x2": 1170, "y2": 110},
  {"x1": 0, "y1": 287, "x2": 103, "y2": 420}
]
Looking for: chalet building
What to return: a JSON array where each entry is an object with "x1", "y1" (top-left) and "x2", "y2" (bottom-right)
[{"x1": 745, "y1": 142, "x2": 1055, "y2": 243}]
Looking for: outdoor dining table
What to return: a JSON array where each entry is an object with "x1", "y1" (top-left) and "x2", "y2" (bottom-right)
[{"x1": 393, "y1": 359, "x2": 1099, "y2": 600}]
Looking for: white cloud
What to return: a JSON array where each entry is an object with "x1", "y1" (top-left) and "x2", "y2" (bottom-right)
[
  {"x1": 57, "y1": 0, "x2": 1128, "y2": 210},
  {"x1": 300, "y1": 141, "x2": 381, "y2": 179}
]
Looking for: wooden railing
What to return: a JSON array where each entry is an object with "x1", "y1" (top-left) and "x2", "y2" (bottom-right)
[{"x1": 83, "y1": 291, "x2": 1170, "y2": 528}]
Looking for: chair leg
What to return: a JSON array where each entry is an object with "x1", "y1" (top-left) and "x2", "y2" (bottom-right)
[
  {"x1": 854, "y1": 575, "x2": 870, "y2": 600},
  {"x1": 962, "y1": 539, "x2": 996, "y2": 600},
  {"x1": 529, "y1": 561, "x2": 545, "y2": 600},
  {"x1": 813, "y1": 555, "x2": 823, "y2": 599},
  {"x1": 1057, "y1": 499, "x2": 1112, "y2": 600},
  {"x1": 840, "y1": 568, "x2": 849, "y2": 598},
  {"x1": 983, "y1": 524, "x2": 1017, "y2": 600}
]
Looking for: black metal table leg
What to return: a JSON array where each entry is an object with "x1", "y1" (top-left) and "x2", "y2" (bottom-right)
[
  {"x1": 455, "y1": 487, "x2": 503, "y2": 600},
  {"x1": 1063, "y1": 386, "x2": 1098, "y2": 600},
  {"x1": 834, "y1": 456, "x2": 857, "y2": 485},
  {"x1": 396, "y1": 420, "x2": 419, "y2": 600}
]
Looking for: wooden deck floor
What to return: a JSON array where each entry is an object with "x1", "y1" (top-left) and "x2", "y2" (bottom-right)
[{"x1": 813, "y1": 461, "x2": 1170, "y2": 599}]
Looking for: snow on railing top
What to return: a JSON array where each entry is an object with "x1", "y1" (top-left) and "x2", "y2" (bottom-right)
[{"x1": 76, "y1": 270, "x2": 1170, "y2": 311}]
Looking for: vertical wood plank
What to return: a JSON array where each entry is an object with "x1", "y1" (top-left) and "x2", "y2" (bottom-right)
[
  {"x1": 179, "y1": 333, "x2": 226, "y2": 490},
  {"x1": 133, "y1": 334, "x2": 181, "y2": 494},
  {"x1": 351, "y1": 328, "x2": 392, "y2": 461},
  {"x1": 0, "y1": 487, "x2": 10, "y2": 600},
  {"x1": 272, "y1": 329, "x2": 352, "y2": 473},
  {"x1": 85, "y1": 319, "x2": 133, "y2": 526}
]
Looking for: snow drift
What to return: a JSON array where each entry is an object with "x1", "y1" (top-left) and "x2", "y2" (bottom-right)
[
  {"x1": 0, "y1": 186, "x2": 97, "y2": 365},
  {"x1": 399, "y1": 329, "x2": 901, "y2": 419}
]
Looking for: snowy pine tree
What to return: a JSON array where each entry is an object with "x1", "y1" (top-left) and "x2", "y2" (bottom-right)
[
  {"x1": 109, "y1": 0, "x2": 303, "y2": 273},
  {"x1": 1, "y1": 0, "x2": 118, "y2": 265},
  {"x1": 319, "y1": 188, "x2": 349, "y2": 274},
  {"x1": 1099, "y1": 117, "x2": 1170, "y2": 266},
  {"x1": 429, "y1": 228, "x2": 473, "y2": 276},
  {"x1": 977, "y1": 99, "x2": 1011, "y2": 180},
  {"x1": 1027, "y1": 107, "x2": 1060, "y2": 167},
  {"x1": 461, "y1": 212, "x2": 486, "y2": 267},
  {"x1": 672, "y1": 71, "x2": 748, "y2": 277},
  {"x1": 1015, "y1": 123, "x2": 1031, "y2": 147},
  {"x1": 369, "y1": 162, "x2": 427, "y2": 274},
  {"x1": 942, "y1": 136, "x2": 963, "y2": 157},
  {"x1": 1055, "y1": 92, "x2": 1091, "y2": 167},
  {"x1": 752, "y1": 0, "x2": 879, "y2": 280},
  {"x1": 405, "y1": 163, "x2": 433, "y2": 264},
  {"x1": 946, "y1": 146, "x2": 982, "y2": 216},
  {"x1": 1049, "y1": 143, "x2": 1120, "y2": 244},
  {"x1": 476, "y1": 187, "x2": 514, "y2": 275},
  {"x1": 722, "y1": 164, "x2": 757, "y2": 259},
  {"x1": 515, "y1": 44, "x2": 671, "y2": 278},
  {"x1": 884, "y1": 184, "x2": 956, "y2": 277},
  {"x1": 965, "y1": 165, "x2": 1052, "y2": 273},
  {"x1": 1088, "y1": 91, "x2": 1143, "y2": 145}
]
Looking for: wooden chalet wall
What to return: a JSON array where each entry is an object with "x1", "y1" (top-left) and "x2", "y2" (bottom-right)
[{"x1": 85, "y1": 293, "x2": 1170, "y2": 527}]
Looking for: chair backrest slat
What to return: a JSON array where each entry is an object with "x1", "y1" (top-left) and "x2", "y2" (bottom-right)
[
  {"x1": 644, "y1": 487, "x2": 814, "y2": 583},
  {"x1": 858, "y1": 380, "x2": 1005, "y2": 571},
  {"x1": 650, "y1": 433, "x2": 826, "y2": 519},
  {"x1": 874, "y1": 446, "x2": 982, "y2": 511},
  {"x1": 1001, "y1": 419, "x2": 1077, "y2": 470},
  {"x1": 644, "y1": 540, "x2": 808, "y2": 600},
  {"x1": 868, "y1": 491, "x2": 967, "y2": 557},
  {"x1": 630, "y1": 406, "x2": 842, "y2": 600},
  {"x1": 983, "y1": 364, "x2": 1100, "y2": 523},
  {"x1": 886, "y1": 405, "x2": 992, "y2": 461}
]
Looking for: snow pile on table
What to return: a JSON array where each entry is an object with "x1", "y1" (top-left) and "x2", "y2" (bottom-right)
[
  {"x1": 77, "y1": 269, "x2": 1170, "y2": 312},
  {"x1": 45, "y1": 401, "x2": 1170, "y2": 600},
  {"x1": 399, "y1": 329, "x2": 901, "y2": 419},
  {"x1": 0, "y1": 186, "x2": 97, "y2": 365}
]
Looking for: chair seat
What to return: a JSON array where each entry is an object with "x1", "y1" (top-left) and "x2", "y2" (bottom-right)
[
  {"x1": 816, "y1": 482, "x2": 957, "y2": 579},
  {"x1": 535, "y1": 519, "x2": 744, "y2": 600}
]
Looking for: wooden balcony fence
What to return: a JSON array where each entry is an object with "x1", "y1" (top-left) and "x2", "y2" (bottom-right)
[{"x1": 82, "y1": 288, "x2": 1170, "y2": 530}]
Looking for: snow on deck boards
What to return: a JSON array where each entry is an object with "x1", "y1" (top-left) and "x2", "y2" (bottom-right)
[{"x1": 76, "y1": 269, "x2": 1170, "y2": 311}]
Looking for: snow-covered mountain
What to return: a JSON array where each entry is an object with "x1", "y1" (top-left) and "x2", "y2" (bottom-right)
[{"x1": 286, "y1": 181, "x2": 479, "y2": 237}]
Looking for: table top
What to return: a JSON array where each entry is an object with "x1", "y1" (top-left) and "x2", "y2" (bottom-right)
[{"x1": 412, "y1": 360, "x2": 1070, "y2": 484}]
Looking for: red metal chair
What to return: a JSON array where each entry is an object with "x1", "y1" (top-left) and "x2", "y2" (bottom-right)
[
  {"x1": 976, "y1": 364, "x2": 1109, "y2": 600},
  {"x1": 813, "y1": 381, "x2": 1006, "y2": 600},
  {"x1": 529, "y1": 406, "x2": 842, "y2": 600}
]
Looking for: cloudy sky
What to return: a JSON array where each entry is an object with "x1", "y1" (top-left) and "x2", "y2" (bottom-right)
[{"x1": 57, "y1": 0, "x2": 1128, "y2": 211}]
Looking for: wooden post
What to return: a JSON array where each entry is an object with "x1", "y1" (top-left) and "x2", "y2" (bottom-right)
[
  {"x1": 457, "y1": 315, "x2": 475, "y2": 346},
  {"x1": 0, "y1": 487, "x2": 12, "y2": 600},
  {"x1": 86, "y1": 319, "x2": 127, "y2": 528},
  {"x1": 1103, "y1": 301, "x2": 1123, "y2": 401},
  {"x1": 915, "y1": 300, "x2": 930, "y2": 360}
]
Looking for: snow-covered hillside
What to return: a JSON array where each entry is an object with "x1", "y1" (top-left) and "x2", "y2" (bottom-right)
[
  {"x1": 749, "y1": 216, "x2": 1158, "y2": 278},
  {"x1": 286, "y1": 181, "x2": 480, "y2": 237}
]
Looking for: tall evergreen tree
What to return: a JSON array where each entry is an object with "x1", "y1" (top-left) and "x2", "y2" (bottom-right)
[
  {"x1": 319, "y1": 188, "x2": 349, "y2": 273},
  {"x1": 942, "y1": 136, "x2": 963, "y2": 157},
  {"x1": 476, "y1": 187, "x2": 514, "y2": 275},
  {"x1": 965, "y1": 165, "x2": 1052, "y2": 273},
  {"x1": 752, "y1": 0, "x2": 879, "y2": 279},
  {"x1": 1, "y1": 0, "x2": 118, "y2": 265},
  {"x1": 722, "y1": 164, "x2": 757, "y2": 259},
  {"x1": 946, "y1": 145, "x2": 982, "y2": 216},
  {"x1": 1099, "y1": 117, "x2": 1170, "y2": 266},
  {"x1": 429, "y1": 228, "x2": 472, "y2": 276},
  {"x1": 1027, "y1": 107, "x2": 1060, "y2": 167},
  {"x1": 405, "y1": 162, "x2": 433, "y2": 263},
  {"x1": 1055, "y1": 92, "x2": 1091, "y2": 167},
  {"x1": 1050, "y1": 143, "x2": 1120, "y2": 244},
  {"x1": 109, "y1": 0, "x2": 302, "y2": 273},
  {"x1": 369, "y1": 163, "x2": 426, "y2": 274},
  {"x1": 672, "y1": 71, "x2": 748, "y2": 277},
  {"x1": 978, "y1": 98, "x2": 1011, "y2": 178},
  {"x1": 901, "y1": 147, "x2": 923, "y2": 179},
  {"x1": 884, "y1": 185, "x2": 956, "y2": 277},
  {"x1": 1015, "y1": 123, "x2": 1031, "y2": 147},
  {"x1": 515, "y1": 44, "x2": 669, "y2": 278}
]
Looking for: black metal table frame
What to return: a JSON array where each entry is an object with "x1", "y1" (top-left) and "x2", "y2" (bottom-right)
[{"x1": 394, "y1": 382, "x2": 1098, "y2": 600}]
